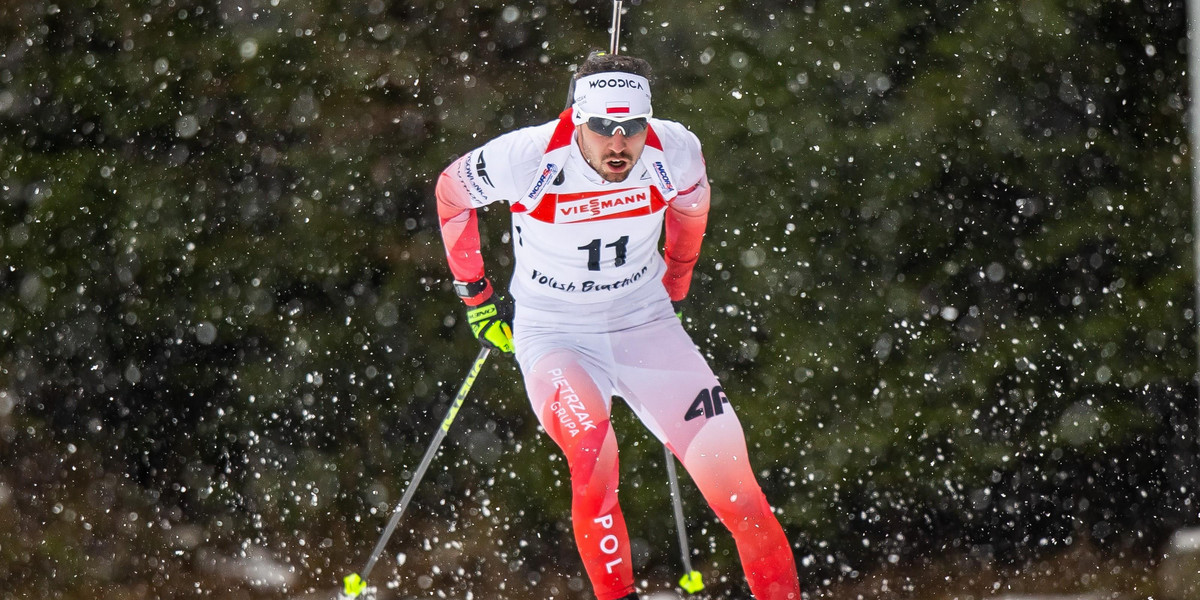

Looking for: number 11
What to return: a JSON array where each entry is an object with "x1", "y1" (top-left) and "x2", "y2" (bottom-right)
[{"x1": 578, "y1": 236, "x2": 629, "y2": 271}]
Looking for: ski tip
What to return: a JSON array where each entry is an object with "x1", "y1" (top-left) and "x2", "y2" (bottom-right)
[{"x1": 679, "y1": 570, "x2": 704, "y2": 594}]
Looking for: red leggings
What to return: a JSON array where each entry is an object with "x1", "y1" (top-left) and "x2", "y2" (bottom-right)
[{"x1": 519, "y1": 319, "x2": 801, "y2": 600}]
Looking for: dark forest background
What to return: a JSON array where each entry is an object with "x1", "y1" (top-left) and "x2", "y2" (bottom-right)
[{"x1": 2, "y1": 0, "x2": 1198, "y2": 598}]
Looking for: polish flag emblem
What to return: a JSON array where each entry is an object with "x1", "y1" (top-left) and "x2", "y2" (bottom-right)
[{"x1": 606, "y1": 102, "x2": 631, "y2": 115}]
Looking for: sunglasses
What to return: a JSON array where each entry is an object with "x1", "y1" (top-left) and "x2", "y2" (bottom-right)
[{"x1": 585, "y1": 116, "x2": 649, "y2": 137}]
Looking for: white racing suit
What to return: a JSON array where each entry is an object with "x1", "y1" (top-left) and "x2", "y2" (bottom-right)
[{"x1": 436, "y1": 109, "x2": 801, "y2": 600}]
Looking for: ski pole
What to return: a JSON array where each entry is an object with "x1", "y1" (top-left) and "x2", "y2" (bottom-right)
[
  {"x1": 664, "y1": 445, "x2": 704, "y2": 594},
  {"x1": 341, "y1": 347, "x2": 492, "y2": 599},
  {"x1": 609, "y1": 0, "x2": 623, "y2": 54}
]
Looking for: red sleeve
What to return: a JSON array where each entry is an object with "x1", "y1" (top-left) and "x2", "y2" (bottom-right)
[
  {"x1": 436, "y1": 156, "x2": 494, "y2": 306},
  {"x1": 662, "y1": 179, "x2": 710, "y2": 302}
]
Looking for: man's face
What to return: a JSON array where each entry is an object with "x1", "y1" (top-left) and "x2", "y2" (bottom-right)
[{"x1": 576, "y1": 123, "x2": 648, "y2": 183}]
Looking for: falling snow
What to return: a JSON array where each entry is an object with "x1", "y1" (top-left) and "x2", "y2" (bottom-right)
[{"x1": 1, "y1": 1, "x2": 1198, "y2": 599}]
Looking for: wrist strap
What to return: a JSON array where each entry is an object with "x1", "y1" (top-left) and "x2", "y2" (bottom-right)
[{"x1": 454, "y1": 277, "x2": 493, "y2": 305}]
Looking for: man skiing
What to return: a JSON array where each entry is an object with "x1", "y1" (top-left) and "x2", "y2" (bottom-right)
[{"x1": 435, "y1": 52, "x2": 802, "y2": 600}]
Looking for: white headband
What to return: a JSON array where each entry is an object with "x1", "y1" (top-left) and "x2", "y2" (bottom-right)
[{"x1": 571, "y1": 72, "x2": 652, "y2": 124}]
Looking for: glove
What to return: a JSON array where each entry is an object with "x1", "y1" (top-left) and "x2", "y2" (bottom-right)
[
  {"x1": 466, "y1": 293, "x2": 514, "y2": 354},
  {"x1": 672, "y1": 299, "x2": 685, "y2": 320}
]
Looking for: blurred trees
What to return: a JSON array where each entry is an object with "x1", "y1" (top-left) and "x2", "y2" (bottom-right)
[{"x1": 0, "y1": 0, "x2": 1195, "y2": 597}]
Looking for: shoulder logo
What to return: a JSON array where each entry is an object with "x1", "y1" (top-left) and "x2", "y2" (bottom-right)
[
  {"x1": 526, "y1": 163, "x2": 558, "y2": 200},
  {"x1": 652, "y1": 161, "x2": 675, "y2": 194},
  {"x1": 475, "y1": 151, "x2": 494, "y2": 187}
]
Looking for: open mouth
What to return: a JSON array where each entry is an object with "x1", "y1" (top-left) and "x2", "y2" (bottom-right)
[{"x1": 604, "y1": 155, "x2": 631, "y2": 172}]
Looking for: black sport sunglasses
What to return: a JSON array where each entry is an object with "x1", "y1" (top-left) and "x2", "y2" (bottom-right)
[{"x1": 585, "y1": 116, "x2": 648, "y2": 137}]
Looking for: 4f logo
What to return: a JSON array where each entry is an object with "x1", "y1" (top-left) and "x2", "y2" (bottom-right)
[
  {"x1": 684, "y1": 385, "x2": 729, "y2": 421},
  {"x1": 475, "y1": 151, "x2": 493, "y2": 187}
]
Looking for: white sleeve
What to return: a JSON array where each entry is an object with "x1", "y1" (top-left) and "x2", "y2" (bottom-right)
[
  {"x1": 449, "y1": 122, "x2": 554, "y2": 208},
  {"x1": 651, "y1": 119, "x2": 706, "y2": 192}
]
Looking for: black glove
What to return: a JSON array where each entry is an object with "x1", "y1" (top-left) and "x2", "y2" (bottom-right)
[
  {"x1": 466, "y1": 293, "x2": 514, "y2": 354},
  {"x1": 672, "y1": 299, "x2": 685, "y2": 320}
]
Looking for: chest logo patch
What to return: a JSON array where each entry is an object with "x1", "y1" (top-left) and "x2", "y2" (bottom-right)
[{"x1": 527, "y1": 186, "x2": 665, "y2": 223}]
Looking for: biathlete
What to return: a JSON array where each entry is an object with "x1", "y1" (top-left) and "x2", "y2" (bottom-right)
[{"x1": 436, "y1": 52, "x2": 802, "y2": 600}]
